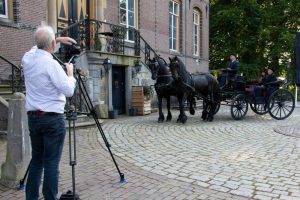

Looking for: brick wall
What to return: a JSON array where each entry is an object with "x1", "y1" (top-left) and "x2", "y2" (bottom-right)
[
  {"x1": 104, "y1": 0, "x2": 119, "y2": 25},
  {"x1": 104, "y1": 0, "x2": 209, "y2": 73},
  {"x1": 0, "y1": 0, "x2": 46, "y2": 81}
]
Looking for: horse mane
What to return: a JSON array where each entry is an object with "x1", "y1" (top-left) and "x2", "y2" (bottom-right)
[
  {"x1": 173, "y1": 56, "x2": 189, "y2": 78},
  {"x1": 175, "y1": 56, "x2": 186, "y2": 70},
  {"x1": 155, "y1": 55, "x2": 168, "y2": 66}
]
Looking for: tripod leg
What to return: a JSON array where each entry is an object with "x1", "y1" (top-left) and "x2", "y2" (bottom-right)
[
  {"x1": 76, "y1": 71, "x2": 126, "y2": 183},
  {"x1": 17, "y1": 159, "x2": 31, "y2": 190},
  {"x1": 60, "y1": 106, "x2": 79, "y2": 200}
]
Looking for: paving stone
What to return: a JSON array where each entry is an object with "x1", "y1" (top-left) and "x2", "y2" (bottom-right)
[{"x1": 1, "y1": 108, "x2": 300, "y2": 199}]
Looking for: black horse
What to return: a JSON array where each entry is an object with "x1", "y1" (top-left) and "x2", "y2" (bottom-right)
[
  {"x1": 147, "y1": 56, "x2": 195, "y2": 123},
  {"x1": 169, "y1": 56, "x2": 220, "y2": 122}
]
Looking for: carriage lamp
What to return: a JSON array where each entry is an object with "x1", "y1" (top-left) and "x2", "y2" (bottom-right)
[
  {"x1": 103, "y1": 58, "x2": 112, "y2": 73},
  {"x1": 134, "y1": 60, "x2": 142, "y2": 73}
]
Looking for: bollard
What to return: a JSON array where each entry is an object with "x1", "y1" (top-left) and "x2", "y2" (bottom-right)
[{"x1": 0, "y1": 92, "x2": 30, "y2": 188}]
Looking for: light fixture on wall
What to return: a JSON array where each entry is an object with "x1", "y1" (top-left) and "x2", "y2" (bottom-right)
[
  {"x1": 103, "y1": 58, "x2": 112, "y2": 73},
  {"x1": 134, "y1": 60, "x2": 142, "y2": 73}
]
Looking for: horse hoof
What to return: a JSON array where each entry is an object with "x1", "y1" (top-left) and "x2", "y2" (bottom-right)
[
  {"x1": 158, "y1": 118, "x2": 164, "y2": 123},
  {"x1": 179, "y1": 116, "x2": 187, "y2": 124},
  {"x1": 166, "y1": 117, "x2": 172, "y2": 122},
  {"x1": 190, "y1": 109, "x2": 195, "y2": 115}
]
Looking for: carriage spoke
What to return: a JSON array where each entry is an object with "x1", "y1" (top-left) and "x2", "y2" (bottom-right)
[
  {"x1": 281, "y1": 106, "x2": 287, "y2": 116},
  {"x1": 237, "y1": 110, "x2": 241, "y2": 118},
  {"x1": 282, "y1": 105, "x2": 291, "y2": 113},
  {"x1": 274, "y1": 105, "x2": 280, "y2": 117}
]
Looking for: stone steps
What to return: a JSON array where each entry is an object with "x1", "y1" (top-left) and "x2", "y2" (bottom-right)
[
  {"x1": 65, "y1": 114, "x2": 102, "y2": 129},
  {"x1": 0, "y1": 85, "x2": 11, "y2": 92}
]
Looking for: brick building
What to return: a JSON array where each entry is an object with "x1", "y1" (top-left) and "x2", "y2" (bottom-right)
[
  {"x1": 103, "y1": 0, "x2": 209, "y2": 72},
  {"x1": 0, "y1": 0, "x2": 49, "y2": 81},
  {"x1": 0, "y1": 0, "x2": 209, "y2": 116}
]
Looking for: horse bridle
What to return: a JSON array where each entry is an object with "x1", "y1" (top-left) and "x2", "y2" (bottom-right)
[
  {"x1": 170, "y1": 60, "x2": 195, "y2": 92},
  {"x1": 152, "y1": 61, "x2": 172, "y2": 78}
]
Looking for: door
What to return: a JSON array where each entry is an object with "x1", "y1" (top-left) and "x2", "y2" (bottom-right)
[{"x1": 112, "y1": 66, "x2": 126, "y2": 114}]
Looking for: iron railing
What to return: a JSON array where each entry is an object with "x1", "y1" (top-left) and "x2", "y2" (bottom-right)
[
  {"x1": 56, "y1": 19, "x2": 158, "y2": 63},
  {"x1": 0, "y1": 55, "x2": 24, "y2": 93}
]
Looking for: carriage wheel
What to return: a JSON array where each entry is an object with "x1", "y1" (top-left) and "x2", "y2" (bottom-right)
[
  {"x1": 268, "y1": 89, "x2": 295, "y2": 120},
  {"x1": 250, "y1": 103, "x2": 268, "y2": 115},
  {"x1": 231, "y1": 94, "x2": 248, "y2": 120}
]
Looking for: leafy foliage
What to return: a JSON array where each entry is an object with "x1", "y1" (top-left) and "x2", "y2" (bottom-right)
[{"x1": 210, "y1": 0, "x2": 300, "y2": 80}]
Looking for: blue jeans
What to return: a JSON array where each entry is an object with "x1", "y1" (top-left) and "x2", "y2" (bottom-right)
[{"x1": 26, "y1": 114, "x2": 66, "y2": 200}]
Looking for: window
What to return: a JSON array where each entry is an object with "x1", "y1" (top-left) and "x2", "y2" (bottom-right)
[
  {"x1": 193, "y1": 9, "x2": 203, "y2": 57},
  {"x1": 193, "y1": 10, "x2": 199, "y2": 56},
  {"x1": 120, "y1": 0, "x2": 136, "y2": 41},
  {"x1": 169, "y1": 1, "x2": 179, "y2": 51},
  {"x1": 193, "y1": 9, "x2": 202, "y2": 57},
  {"x1": 0, "y1": 0, "x2": 8, "y2": 18}
]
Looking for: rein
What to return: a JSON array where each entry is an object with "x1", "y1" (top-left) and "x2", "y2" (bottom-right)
[{"x1": 157, "y1": 74, "x2": 172, "y2": 77}]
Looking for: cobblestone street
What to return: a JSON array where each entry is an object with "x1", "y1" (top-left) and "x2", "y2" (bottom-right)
[{"x1": 1, "y1": 107, "x2": 300, "y2": 199}]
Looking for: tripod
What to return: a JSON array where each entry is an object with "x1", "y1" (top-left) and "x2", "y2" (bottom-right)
[
  {"x1": 18, "y1": 55, "x2": 126, "y2": 199},
  {"x1": 61, "y1": 60, "x2": 126, "y2": 199}
]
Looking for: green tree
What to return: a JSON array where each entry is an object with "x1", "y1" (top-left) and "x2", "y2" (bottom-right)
[{"x1": 210, "y1": 0, "x2": 300, "y2": 80}]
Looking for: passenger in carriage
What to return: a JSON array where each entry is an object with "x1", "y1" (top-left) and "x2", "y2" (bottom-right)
[
  {"x1": 259, "y1": 67, "x2": 277, "y2": 86},
  {"x1": 255, "y1": 67, "x2": 278, "y2": 106},
  {"x1": 258, "y1": 69, "x2": 267, "y2": 85},
  {"x1": 218, "y1": 53, "x2": 240, "y2": 88}
]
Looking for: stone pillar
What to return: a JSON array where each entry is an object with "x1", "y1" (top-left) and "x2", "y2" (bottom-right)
[
  {"x1": 125, "y1": 66, "x2": 132, "y2": 114},
  {"x1": 0, "y1": 93, "x2": 30, "y2": 188},
  {"x1": 47, "y1": 0, "x2": 57, "y2": 32},
  {"x1": 107, "y1": 69, "x2": 113, "y2": 111}
]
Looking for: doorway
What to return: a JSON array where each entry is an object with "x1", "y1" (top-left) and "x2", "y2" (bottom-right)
[{"x1": 112, "y1": 66, "x2": 126, "y2": 114}]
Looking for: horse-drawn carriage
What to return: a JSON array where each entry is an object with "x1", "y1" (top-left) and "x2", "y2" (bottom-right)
[
  {"x1": 214, "y1": 77, "x2": 295, "y2": 120},
  {"x1": 147, "y1": 55, "x2": 295, "y2": 123}
]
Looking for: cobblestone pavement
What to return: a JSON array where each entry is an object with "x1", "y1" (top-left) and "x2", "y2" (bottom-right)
[
  {"x1": 0, "y1": 107, "x2": 300, "y2": 200},
  {"x1": 102, "y1": 107, "x2": 300, "y2": 200}
]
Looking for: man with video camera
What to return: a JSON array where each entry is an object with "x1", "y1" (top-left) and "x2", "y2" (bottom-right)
[{"x1": 22, "y1": 25, "x2": 77, "y2": 200}]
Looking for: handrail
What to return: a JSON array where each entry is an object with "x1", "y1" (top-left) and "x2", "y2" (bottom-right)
[
  {"x1": 0, "y1": 55, "x2": 24, "y2": 93},
  {"x1": 56, "y1": 20, "x2": 84, "y2": 36},
  {"x1": 0, "y1": 55, "x2": 20, "y2": 70}
]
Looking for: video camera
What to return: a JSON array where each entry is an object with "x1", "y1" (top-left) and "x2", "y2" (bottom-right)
[{"x1": 59, "y1": 44, "x2": 81, "y2": 63}]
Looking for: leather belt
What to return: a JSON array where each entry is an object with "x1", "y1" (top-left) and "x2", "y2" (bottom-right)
[{"x1": 27, "y1": 111, "x2": 61, "y2": 116}]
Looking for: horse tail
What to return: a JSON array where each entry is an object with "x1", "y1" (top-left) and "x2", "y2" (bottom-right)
[{"x1": 206, "y1": 73, "x2": 220, "y2": 104}]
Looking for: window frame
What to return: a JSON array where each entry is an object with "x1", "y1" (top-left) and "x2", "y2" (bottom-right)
[
  {"x1": 169, "y1": 0, "x2": 180, "y2": 52},
  {"x1": 193, "y1": 10, "x2": 200, "y2": 56},
  {"x1": 119, "y1": 0, "x2": 136, "y2": 42},
  {"x1": 0, "y1": 0, "x2": 8, "y2": 18}
]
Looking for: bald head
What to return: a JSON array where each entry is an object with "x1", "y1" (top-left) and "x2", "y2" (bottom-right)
[{"x1": 34, "y1": 26, "x2": 55, "y2": 51}]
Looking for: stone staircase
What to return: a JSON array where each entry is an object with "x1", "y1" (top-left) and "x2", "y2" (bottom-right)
[
  {"x1": 0, "y1": 84, "x2": 13, "y2": 102},
  {"x1": 65, "y1": 114, "x2": 100, "y2": 129}
]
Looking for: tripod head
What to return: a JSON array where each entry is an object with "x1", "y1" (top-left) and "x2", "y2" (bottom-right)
[{"x1": 59, "y1": 44, "x2": 81, "y2": 63}]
